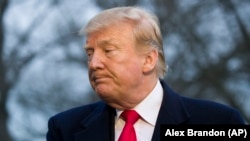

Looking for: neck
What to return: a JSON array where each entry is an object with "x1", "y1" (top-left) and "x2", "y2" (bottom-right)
[{"x1": 112, "y1": 76, "x2": 159, "y2": 110}]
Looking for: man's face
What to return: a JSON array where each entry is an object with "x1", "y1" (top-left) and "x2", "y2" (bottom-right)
[{"x1": 84, "y1": 24, "x2": 146, "y2": 109}]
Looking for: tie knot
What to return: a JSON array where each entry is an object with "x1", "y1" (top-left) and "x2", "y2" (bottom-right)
[{"x1": 121, "y1": 110, "x2": 140, "y2": 124}]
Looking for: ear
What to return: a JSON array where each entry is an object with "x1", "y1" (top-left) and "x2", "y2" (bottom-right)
[{"x1": 142, "y1": 49, "x2": 158, "y2": 74}]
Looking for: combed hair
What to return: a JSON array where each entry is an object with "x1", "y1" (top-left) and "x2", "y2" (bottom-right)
[{"x1": 79, "y1": 6, "x2": 167, "y2": 78}]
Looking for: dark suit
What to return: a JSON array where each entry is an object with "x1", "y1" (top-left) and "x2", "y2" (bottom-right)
[{"x1": 46, "y1": 80, "x2": 245, "y2": 141}]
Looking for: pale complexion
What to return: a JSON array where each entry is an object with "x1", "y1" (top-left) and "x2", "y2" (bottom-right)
[{"x1": 84, "y1": 23, "x2": 159, "y2": 110}]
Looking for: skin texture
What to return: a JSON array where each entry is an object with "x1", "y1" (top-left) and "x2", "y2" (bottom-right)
[{"x1": 85, "y1": 23, "x2": 159, "y2": 110}]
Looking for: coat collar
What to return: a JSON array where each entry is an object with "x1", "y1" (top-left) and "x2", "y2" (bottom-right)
[
  {"x1": 158, "y1": 79, "x2": 190, "y2": 124},
  {"x1": 152, "y1": 79, "x2": 190, "y2": 140},
  {"x1": 74, "y1": 102, "x2": 116, "y2": 141}
]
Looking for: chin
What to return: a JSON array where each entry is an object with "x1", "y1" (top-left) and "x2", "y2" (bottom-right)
[{"x1": 96, "y1": 89, "x2": 112, "y2": 99}]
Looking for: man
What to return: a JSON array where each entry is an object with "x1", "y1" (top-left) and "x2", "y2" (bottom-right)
[{"x1": 46, "y1": 6, "x2": 246, "y2": 141}]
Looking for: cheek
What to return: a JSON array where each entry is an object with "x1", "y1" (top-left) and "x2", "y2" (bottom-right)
[{"x1": 116, "y1": 62, "x2": 142, "y2": 80}]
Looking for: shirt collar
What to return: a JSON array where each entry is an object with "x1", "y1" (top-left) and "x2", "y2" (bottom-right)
[{"x1": 116, "y1": 79, "x2": 163, "y2": 125}]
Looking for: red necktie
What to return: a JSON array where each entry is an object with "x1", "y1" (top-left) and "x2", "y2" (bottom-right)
[{"x1": 118, "y1": 110, "x2": 140, "y2": 141}]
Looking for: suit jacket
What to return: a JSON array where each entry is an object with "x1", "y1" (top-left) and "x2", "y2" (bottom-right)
[{"x1": 46, "y1": 80, "x2": 246, "y2": 141}]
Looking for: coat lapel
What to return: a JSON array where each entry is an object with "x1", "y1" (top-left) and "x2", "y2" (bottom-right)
[
  {"x1": 74, "y1": 102, "x2": 116, "y2": 141},
  {"x1": 151, "y1": 80, "x2": 190, "y2": 141}
]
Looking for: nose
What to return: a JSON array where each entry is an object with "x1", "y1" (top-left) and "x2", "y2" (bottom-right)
[{"x1": 88, "y1": 53, "x2": 104, "y2": 70}]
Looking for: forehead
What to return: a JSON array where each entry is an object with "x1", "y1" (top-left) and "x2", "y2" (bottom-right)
[{"x1": 85, "y1": 23, "x2": 134, "y2": 46}]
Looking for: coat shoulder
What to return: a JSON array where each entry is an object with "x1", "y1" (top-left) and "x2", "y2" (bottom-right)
[
  {"x1": 181, "y1": 96, "x2": 246, "y2": 124},
  {"x1": 48, "y1": 101, "x2": 106, "y2": 128}
]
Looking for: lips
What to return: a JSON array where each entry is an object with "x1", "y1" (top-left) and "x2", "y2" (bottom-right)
[
  {"x1": 91, "y1": 73, "x2": 110, "y2": 83},
  {"x1": 93, "y1": 76, "x2": 105, "y2": 81}
]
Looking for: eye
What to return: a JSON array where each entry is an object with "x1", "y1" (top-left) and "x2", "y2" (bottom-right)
[
  {"x1": 85, "y1": 49, "x2": 94, "y2": 60},
  {"x1": 105, "y1": 49, "x2": 114, "y2": 53},
  {"x1": 104, "y1": 48, "x2": 117, "y2": 57}
]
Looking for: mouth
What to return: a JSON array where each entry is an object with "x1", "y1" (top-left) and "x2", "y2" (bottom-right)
[{"x1": 92, "y1": 75, "x2": 109, "y2": 84}]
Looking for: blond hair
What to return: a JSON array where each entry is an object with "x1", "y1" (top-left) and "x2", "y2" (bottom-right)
[{"x1": 80, "y1": 6, "x2": 167, "y2": 78}]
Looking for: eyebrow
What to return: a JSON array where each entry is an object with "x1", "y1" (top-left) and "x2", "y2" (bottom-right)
[
  {"x1": 98, "y1": 38, "x2": 119, "y2": 47},
  {"x1": 84, "y1": 38, "x2": 119, "y2": 49}
]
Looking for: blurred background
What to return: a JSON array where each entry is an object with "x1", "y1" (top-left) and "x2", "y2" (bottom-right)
[{"x1": 0, "y1": 0, "x2": 249, "y2": 140}]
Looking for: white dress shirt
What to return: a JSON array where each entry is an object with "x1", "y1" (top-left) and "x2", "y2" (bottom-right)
[{"x1": 115, "y1": 80, "x2": 163, "y2": 141}]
